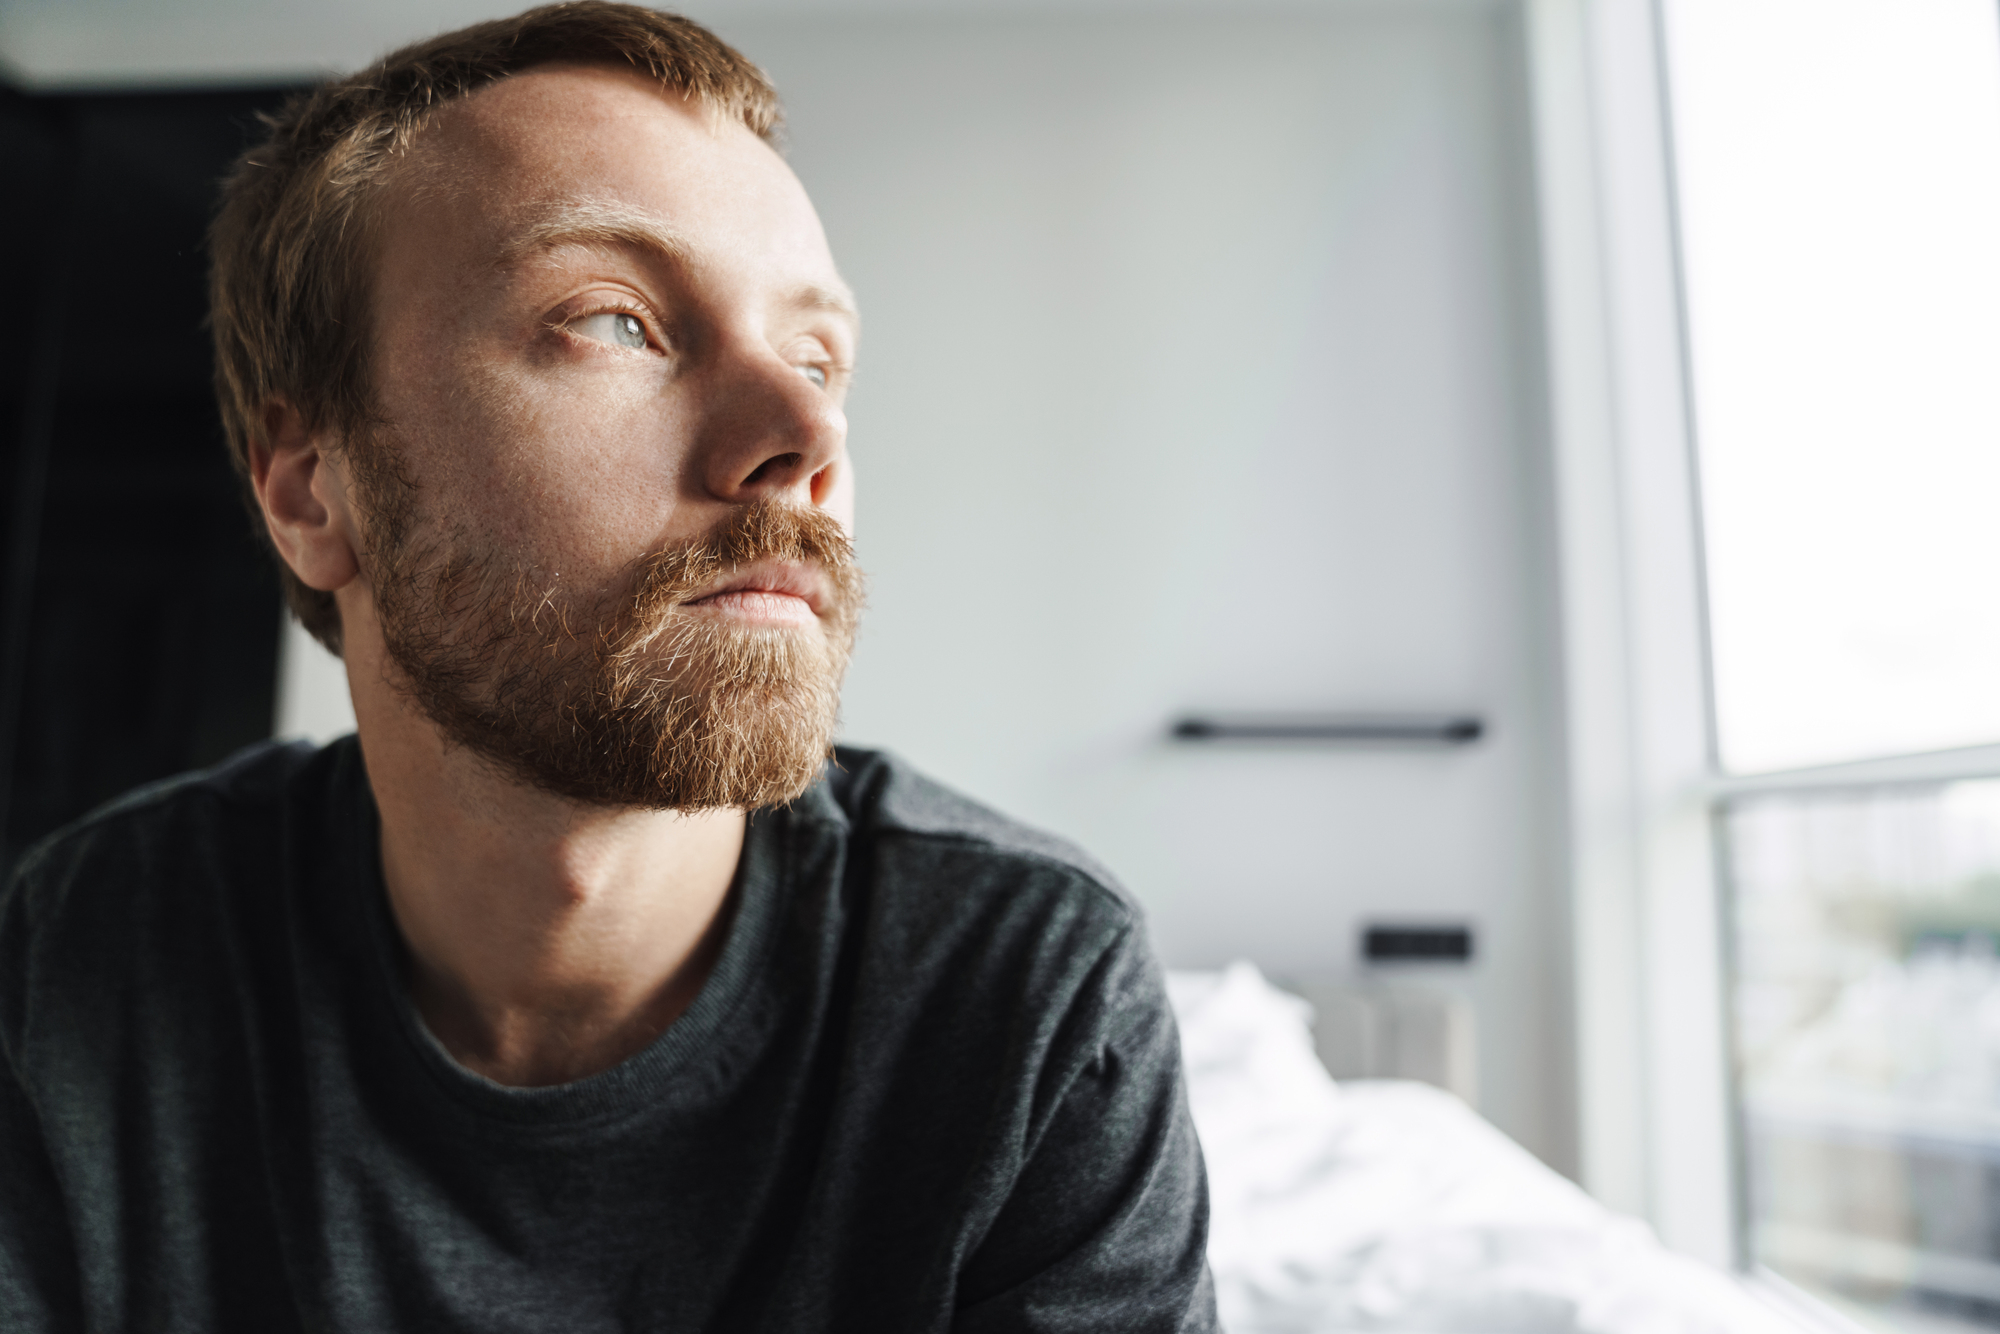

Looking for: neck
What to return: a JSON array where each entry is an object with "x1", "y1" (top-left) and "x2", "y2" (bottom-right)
[{"x1": 344, "y1": 615, "x2": 745, "y2": 1089}]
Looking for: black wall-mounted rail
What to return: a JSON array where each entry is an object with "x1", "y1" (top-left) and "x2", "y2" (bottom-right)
[
  {"x1": 1170, "y1": 714, "x2": 1484, "y2": 744},
  {"x1": 1364, "y1": 924, "x2": 1475, "y2": 962}
]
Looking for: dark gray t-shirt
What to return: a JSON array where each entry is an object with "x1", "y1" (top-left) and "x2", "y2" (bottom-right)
[{"x1": 0, "y1": 737, "x2": 1214, "y2": 1332}]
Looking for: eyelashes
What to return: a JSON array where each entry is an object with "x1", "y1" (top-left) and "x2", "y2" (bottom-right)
[
  {"x1": 552, "y1": 298, "x2": 844, "y2": 392},
  {"x1": 567, "y1": 310, "x2": 650, "y2": 350}
]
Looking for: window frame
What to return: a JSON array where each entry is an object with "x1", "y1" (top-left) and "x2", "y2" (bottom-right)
[{"x1": 1530, "y1": 0, "x2": 1734, "y2": 1264}]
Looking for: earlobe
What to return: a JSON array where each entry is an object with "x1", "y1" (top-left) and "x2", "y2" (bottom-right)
[{"x1": 252, "y1": 400, "x2": 362, "y2": 594}]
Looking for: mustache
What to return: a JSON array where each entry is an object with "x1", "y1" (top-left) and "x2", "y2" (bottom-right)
[
  {"x1": 597, "y1": 500, "x2": 866, "y2": 664},
  {"x1": 633, "y1": 500, "x2": 859, "y2": 612}
]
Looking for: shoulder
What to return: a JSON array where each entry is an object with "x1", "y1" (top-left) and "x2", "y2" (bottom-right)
[
  {"x1": 9, "y1": 739, "x2": 323, "y2": 894},
  {"x1": 0, "y1": 738, "x2": 342, "y2": 981},
  {"x1": 801, "y1": 748, "x2": 1160, "y2": 1065},
  {"x1": 817, "y1": 745, "x2": 1140, "y2": 932},
  {"x1": 802, "y1": 749, "x2": 1174, "y2": 1115}
]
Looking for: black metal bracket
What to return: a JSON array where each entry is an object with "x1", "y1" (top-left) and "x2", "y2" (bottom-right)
[{"x1": 1170, "y1": 713, "x2": 1484, "y2": 744}]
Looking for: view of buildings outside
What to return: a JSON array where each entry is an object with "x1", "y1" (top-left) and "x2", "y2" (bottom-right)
[{"x1": 1730, "y1": 782, "x2": 2000, "y2": 1328}]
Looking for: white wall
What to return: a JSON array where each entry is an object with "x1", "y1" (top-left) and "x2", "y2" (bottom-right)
[
  {"x1": 725, "y1": 6, "x2": 1572, "y2": 1170},
  {"x1": 7, "y1": 0, "x2": 1575, "y2": 1174}
]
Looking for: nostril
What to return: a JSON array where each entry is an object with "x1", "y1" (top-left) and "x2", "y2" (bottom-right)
[{"x1": 743, "y1": 452, "x2": 803, "y2": 487}]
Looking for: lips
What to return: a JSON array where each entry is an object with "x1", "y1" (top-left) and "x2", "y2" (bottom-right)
[{"x1": 683, "y1": 560, "x2": 829, "y2": 619}]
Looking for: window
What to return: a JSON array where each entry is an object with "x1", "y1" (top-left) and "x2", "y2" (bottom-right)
[
  {"x1": 1664, "y1": 0, "x2": 2000, "y2": 1324},
  {"x1": 1728, "y1": 784, "x2": 2000, "y2": 1321},
  {"x1": 1667, "y1": 0, "x2": 2000, "y2": 776}
]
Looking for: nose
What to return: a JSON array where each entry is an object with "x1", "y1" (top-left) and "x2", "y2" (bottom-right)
[{"x1": 697, "y1": 342, "x2": 847, "y2": 512}]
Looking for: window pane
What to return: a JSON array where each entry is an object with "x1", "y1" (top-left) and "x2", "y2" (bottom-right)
[
  {"x1": 1729, "y1": 781, "x2": 2000, "y2": 1327},
  {"x1": 1665, "y1": 0, "x2": 2000, "y2": 773}
]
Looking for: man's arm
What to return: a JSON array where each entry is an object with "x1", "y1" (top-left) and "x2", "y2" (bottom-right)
[
  {"x1": 0, "y1": 1059, "x2": 82, "y2": 1331},
  {"x1": 0, "y1": 867, "x2": 85, "y2": 1332},
  {"x1": 953, "y1": 929, "x2": 1217, "y2": 1334}
]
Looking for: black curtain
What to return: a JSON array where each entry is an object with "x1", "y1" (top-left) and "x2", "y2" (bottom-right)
[{"x1": 0, "y1": 85, "x2": 304, "y2": 878}]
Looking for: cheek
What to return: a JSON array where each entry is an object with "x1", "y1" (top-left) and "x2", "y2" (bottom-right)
[{"x1": 407, "y1": 360, "x2": 695, "y2": 566}]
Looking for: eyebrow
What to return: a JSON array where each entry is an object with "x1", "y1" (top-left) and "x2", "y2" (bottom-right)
[
  {"x1": 494, "y1": 199, "x2": 696, "y2": 270},
  {"x1": 494, "y1": 199, "x2": 861, "y2": 330},
  {"x1": 792, "y1": 281, "x2": 862, "y2": 331}
]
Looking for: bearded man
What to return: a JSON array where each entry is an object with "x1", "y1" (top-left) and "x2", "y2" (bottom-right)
[{"x1": 0, "y1": 5, "x2": 1214, "y2": 1330}]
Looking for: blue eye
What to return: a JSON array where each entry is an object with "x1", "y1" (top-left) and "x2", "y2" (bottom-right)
[
  {"x1": 801, "y1": 365, "x2": 828, "y2": 388},
  {"x1": 572, "y1": 311, "x2": 648, "y2": 350}
]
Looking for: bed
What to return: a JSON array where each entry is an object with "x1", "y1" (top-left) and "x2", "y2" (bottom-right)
[{"x1": 1167, "y1": 964, "x2": 1817, "y2": 1333}]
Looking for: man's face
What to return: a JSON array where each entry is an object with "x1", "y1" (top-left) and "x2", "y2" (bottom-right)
[{"x1": 349, "y1": 63, "x2": 864, "y2": 809}]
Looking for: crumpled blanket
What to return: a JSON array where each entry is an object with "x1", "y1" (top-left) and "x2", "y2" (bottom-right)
[{"x1": 1166, "y1": 963, "x2": 1799, "y2": 1334}]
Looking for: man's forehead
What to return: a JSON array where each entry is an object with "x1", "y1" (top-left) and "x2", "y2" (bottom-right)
[
  {"x1": 376, "y1": 65, "x2": 852, "y2": 314},
  {"x1": 385, "y1": 67, "x2": 738, "y2": 224},
  {"x1": 414, "y1": 62, "x2": 716, "y2": 168}
]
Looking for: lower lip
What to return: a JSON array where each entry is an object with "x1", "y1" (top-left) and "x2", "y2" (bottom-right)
[{"x1": 688, "y1": 590, "x2": 818, "y2": 626}]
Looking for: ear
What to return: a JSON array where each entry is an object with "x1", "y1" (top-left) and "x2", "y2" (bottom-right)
[{"x1": 249, "y1": 399, "x2": 361, "y2": 594}]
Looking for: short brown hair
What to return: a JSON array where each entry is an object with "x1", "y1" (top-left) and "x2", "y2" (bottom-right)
[{"x1": 209, "y1": 2, "x2": 782, "y2": 653}]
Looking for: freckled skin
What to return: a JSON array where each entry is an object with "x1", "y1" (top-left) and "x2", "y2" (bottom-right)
[{"x1": 247, "y1": 64, "x2": 861, "y2": 1088}]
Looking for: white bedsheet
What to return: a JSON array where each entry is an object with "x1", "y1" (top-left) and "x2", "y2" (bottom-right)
[{"x1": 1167, "y1": 963, "x2": 1803, "y2": 1334}]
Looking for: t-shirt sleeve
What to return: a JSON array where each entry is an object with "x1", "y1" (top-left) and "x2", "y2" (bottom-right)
[
  {"x1": 952, "y1": 923, "x2": 1218, "y2": 1334},
  {"x1": 0, "y1": 1062, "x2": 82, "y2": 1331},
  {"x1": 0, "y1": 862, "x2": 85, "y2": 1333}
]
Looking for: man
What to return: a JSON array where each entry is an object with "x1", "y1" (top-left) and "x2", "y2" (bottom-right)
[{"x1": 0, "y1": 4, "x2": 1214, "y2": 1329}]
